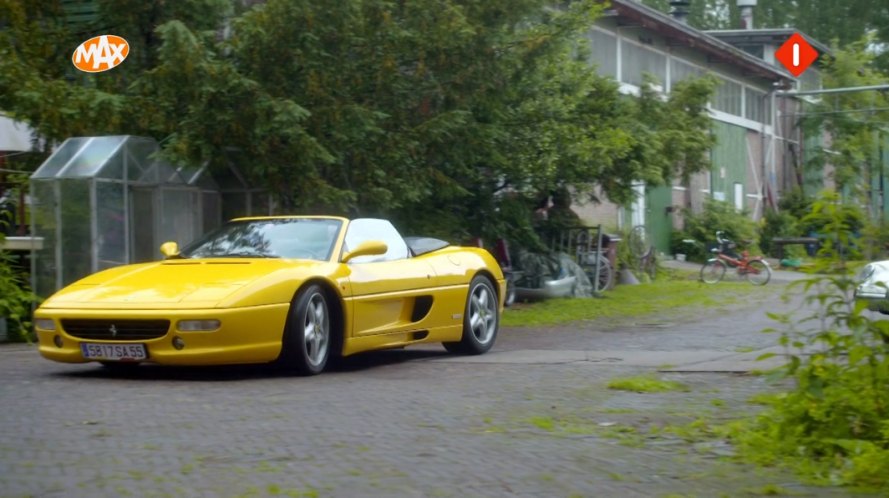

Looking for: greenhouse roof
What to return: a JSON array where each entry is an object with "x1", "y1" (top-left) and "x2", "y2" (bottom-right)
[{"x1": 30, "y1": 135, "x2": 231, "y2": 189}]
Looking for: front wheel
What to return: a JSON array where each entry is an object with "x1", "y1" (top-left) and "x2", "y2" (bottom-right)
[
  {"x1": 281, "y1": 284, "x2": 332, "y2": 375},
  {"x1": 700, "y1": 259, "x2": 726, "y2": 284},
  {"x1": 745, "y1": 260, "x2": 771, "y2": 286},
  {"x1": 444, "y1": 276, "x2": 500, "y2": 355}
]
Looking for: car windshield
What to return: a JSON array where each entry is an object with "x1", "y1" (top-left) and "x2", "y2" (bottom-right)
[{"x1": 181, "y1": 218, "x2": 342, "y2": 260}]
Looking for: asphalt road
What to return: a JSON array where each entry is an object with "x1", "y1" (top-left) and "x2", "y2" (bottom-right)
[{"x1": 0, "y1": 276, "x2": 858, "y2": 498}]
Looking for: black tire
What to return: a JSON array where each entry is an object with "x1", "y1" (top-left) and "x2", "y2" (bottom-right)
[
  {"x1": 281, "y1": 284, "x2": 332, "y2": 375},
  {"x1": 700, "y1": 259, "x2": 726, "y2": 284},
  {"x1": 504, "y1": 276, "x2": 517, "y2": 307},
  {"x1": 444, "y1": 275, "x2": 500, "y2": 355},
  {"x1": 745, "y1": 260, "x2": 771, "y2": 286}
]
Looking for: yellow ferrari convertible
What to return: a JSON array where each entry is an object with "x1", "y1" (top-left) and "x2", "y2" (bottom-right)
[{"x1": 34, "y1": 216, "x2": 505, "y2": 375}]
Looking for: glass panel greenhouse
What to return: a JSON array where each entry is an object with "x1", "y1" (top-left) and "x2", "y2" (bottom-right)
[{"x1": 30, "y1": 136, "x2": 267, "y2": 295}]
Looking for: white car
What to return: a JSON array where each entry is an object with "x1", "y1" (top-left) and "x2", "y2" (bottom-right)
[{"x1": 855, "y1": 261, "x2": 889, "y2": 314}]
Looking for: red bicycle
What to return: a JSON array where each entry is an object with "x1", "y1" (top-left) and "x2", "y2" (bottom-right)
[{"x1": 700, "y1": 231, "x2": 771, "y2": 285}]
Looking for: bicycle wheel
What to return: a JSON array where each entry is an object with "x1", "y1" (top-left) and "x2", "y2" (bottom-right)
[
  {"x1": 700, "y1": 259, "x2": 726, "y2": 284},
  {"x1": 628, "y1": 225, "x2": 650, "y2": 259},
  {"x1": 587, "y1": 257, "x2": 614, "y2": 293},
  {"x1": 744, "y1": 260, "x2": 771, "y2": 286}
]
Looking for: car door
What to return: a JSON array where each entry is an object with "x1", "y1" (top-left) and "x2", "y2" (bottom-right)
[{"x1": 342, "y1": 219, "x2": 435, "y2": 336}]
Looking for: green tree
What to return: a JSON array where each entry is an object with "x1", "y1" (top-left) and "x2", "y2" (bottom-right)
[
  {"x1": 0, "y1": 0, "x2": 717, "y2": 244},
  {"x1": 800, "y1": 41, "x2": 889, "y2": 204}
]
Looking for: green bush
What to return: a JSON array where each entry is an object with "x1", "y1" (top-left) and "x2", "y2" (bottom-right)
[
  {"x1": 673, "y1": 199, "x2": 759, "y2": 262},
  {"x1": 759, "y1": 209, "x2": 800, "y2": 257},
  {"x1": 0, "y1": 209, "x2": 37, "y2": 342},
  {"x1": 730, "y1": 191, "x2": 889, "y2": 492},
  {"x1": 0, "y1": 249, "x2": 36, "y2": 342},
  {"x1": 860, "y1": 220, "x2": 889, "y2": 261},
  {"x1": 669, "y1": 230, "x2": 707, "y2": 262}
]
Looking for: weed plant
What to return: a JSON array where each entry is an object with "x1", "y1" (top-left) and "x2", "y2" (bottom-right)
[
  {"x1": 728, "y1": 192, "x2": 889, "y2": 491},
  {"x1": 0, "y1": 213, "x2": 37, "y2": 342}
]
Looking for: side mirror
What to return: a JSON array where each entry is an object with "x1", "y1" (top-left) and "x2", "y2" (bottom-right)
[
  {"x1": 160, "y1": 241, "x2": 181, "y2": 259},
  {"x1": 342, "y1": 240, "x2": 388, "y2": 264}
]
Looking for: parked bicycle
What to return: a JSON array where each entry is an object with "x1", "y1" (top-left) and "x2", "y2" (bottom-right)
[
  {"x1": 700, "y1": 231, "x2": 771, "y2": 285},
  {"x1": 628, "y1": 224, "x2": 657, "y2": 280}
]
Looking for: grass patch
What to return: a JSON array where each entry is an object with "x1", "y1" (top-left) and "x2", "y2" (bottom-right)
[
  {"x1": 528, "y1": 416, "x2": 556, "y2": 431},
  {"x1": 607, "y1": 375, "x2": 689, "y2": 393},
  {"x1": 502, "y1": 278, "x2": 766, "y2": 327}
]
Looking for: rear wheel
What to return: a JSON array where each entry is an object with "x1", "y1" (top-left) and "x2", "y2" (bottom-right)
[
  {"x1": 700, "y1": 259, "x2": 726, "y2": 284},
  {"x1": 282, "y1": 284, "x2": 331, "y2": 375},
  {"x1": 745, "y1": 260, "x2": 771, "y2": 286},
  {"x1": 444, "y1": 276, "x2": 499, "y2": 355}
]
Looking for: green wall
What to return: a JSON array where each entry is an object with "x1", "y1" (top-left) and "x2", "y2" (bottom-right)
[{"x1": 710, "y1": 121, "x2": 749, "y2": 210}]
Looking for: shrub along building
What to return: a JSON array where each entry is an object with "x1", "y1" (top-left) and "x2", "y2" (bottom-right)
[{"x1": 575, "y1": 0, "x2": 830, "y2": 254}]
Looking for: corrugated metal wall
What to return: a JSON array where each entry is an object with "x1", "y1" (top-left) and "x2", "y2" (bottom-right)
[{"x1": 710, "y1": 121, "x2": 749, "y2": 210}]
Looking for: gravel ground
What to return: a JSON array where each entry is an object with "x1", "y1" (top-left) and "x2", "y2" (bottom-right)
[{"x1": 0, "y1": 270, "x2": 867, "y2": 498}]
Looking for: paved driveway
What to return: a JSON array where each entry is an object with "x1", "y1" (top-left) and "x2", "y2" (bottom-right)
[{"x1": 0, "y1": 277, "x2": 855, "y2": 498}]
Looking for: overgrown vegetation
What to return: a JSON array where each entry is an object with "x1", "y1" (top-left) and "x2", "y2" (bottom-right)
[
  {"x1": 726, "y1": 192, "x2": 889, "y2": 491},
  {"x1": 502, "y1": 268, "x2": 769, "y2": 327},
  {"x1": 670, "y1": 199, "x2": 759, "y2": 262},
  {"x1": 0, "y1": 221, "x2": 36, "y2": 342},
  {"x1": 607, "y1": 375, "x2": 689, "y2": 393}
]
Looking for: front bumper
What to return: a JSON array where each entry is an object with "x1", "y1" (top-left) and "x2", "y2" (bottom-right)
[{"x1": 34, "y1": 303, "x2": 290, "y2": 366}]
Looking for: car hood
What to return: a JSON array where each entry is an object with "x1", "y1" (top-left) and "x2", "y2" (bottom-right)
[{"x1": 41, "y1": 259, "x2": 318, "y2": 310}]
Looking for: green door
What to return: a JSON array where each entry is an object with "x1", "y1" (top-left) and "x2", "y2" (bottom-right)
[{"x1": 646, "y1": 185, "x2": 673, "y2": 254}]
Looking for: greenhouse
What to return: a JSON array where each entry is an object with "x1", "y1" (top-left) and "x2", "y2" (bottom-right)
[{"x1": 30, "y1": 135, "x2": 269, "y2": 296}]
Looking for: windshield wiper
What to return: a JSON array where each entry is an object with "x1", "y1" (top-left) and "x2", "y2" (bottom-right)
[{"x1": 215, "y1": 252, "x2": 280, "y2": 258}]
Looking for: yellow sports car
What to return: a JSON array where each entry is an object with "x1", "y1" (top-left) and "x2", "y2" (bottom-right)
[{"x1": 34, "y1": 216, "x2": 505, "y2": 375}]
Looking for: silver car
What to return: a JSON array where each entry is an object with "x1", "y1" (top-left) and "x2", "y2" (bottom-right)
[{"x1": 856, "y1": 262, "x2": 889, "y2": 314}]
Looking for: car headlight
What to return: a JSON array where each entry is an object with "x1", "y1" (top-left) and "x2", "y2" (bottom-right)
[
  {"x1": 177, "y1": 319, "x2": 221, "y2": 332},
  {"x1": 857, "y1": 265, "x2": 876, "y2": 282},
  {"x1": 34, "y1": 318, "x2": 56, "y2": 331}
]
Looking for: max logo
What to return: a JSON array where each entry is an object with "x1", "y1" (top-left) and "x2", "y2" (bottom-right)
[{"x1": 72, "y1": 35, "x2": 129, "y2": 73}]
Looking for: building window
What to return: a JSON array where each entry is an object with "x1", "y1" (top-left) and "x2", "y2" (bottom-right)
[
  {"x1": 587, "y1": 29, "x2": 617, "y2": 78},
  {"x1": 621, "y1": 40, "x2": 666, "y2": 87},
  {"x1": 745, "y1": 88, "x2": 771, "y2": 124},
  {"x1": 734, "y1": 183, "x2": 744, "y2": 211},
  {"x1": 713, "y1": 78, "x2": 743, "y2": 116},
  {"x1": 670, "y1": 59, "x2": 703, "y2": 89}
]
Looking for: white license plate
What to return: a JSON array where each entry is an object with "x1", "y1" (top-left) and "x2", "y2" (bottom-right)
[{"x1": 80, "y1": 343, "x2": 147, "y2": 361}]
